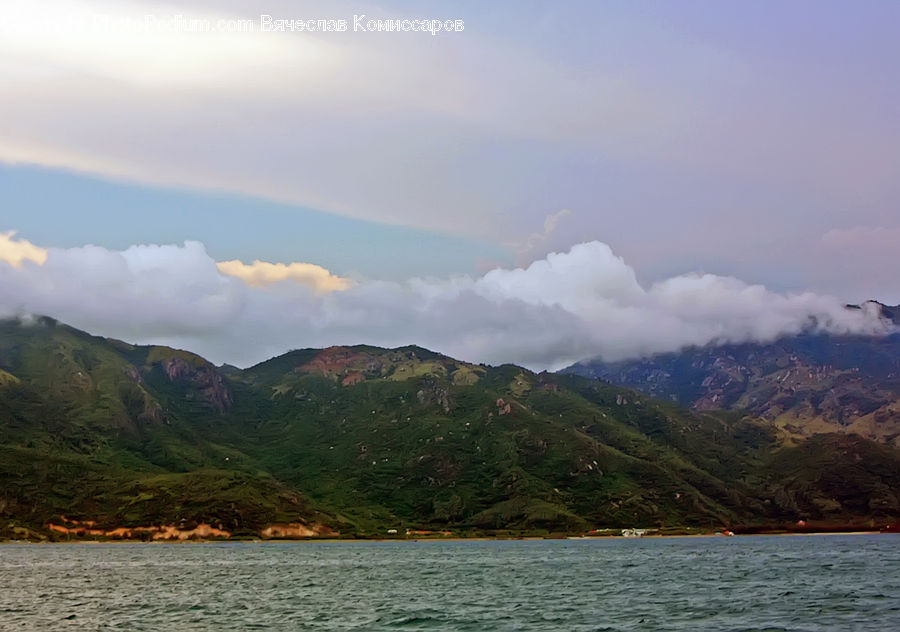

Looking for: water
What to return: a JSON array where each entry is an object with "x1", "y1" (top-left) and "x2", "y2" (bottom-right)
[{"x1": 1, "y1": 535, "x2": 898, "y2": 631}]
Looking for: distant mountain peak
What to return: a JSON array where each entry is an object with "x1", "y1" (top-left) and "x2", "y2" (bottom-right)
[
  {"x1": 846, "y1": 300, "x2": 900, "y2": 325},
  {"x1": 565, "y1": 322, "x2": 900, "y2": 446}
]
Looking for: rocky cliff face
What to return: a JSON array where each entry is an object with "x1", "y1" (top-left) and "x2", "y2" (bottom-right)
[
  {"x1": 158, "y1": 357, "x2": 233, "y2": 412},
  {"x1": 566, "y1": 311, "x2": 900, "y2": 446}
]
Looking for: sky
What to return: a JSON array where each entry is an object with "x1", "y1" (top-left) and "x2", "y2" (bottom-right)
[{"x1": 1, "y1": 1, "x2": 898, "y2": 368}]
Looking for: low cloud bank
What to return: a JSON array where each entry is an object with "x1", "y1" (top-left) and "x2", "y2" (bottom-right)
[{"x1": 0, "y1": 235, "x2": 892, "y2": 369}]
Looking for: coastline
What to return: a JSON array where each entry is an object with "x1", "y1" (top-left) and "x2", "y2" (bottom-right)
[{"x1": 3, "y1": 529, "x2": 893, "y2": 544}]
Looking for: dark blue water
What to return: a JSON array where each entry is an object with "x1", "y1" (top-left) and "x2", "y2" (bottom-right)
[{"x1": 1, "y1": 535, "x2": 898, "y2": 631}]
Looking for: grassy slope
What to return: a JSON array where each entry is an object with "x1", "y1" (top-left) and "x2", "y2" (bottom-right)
[{"x1": 0, "y1": 318, "x2": 331, "y2": 535}]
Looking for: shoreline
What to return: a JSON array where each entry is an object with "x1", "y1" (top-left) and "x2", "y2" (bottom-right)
[{"x1": 2, "y1": 530, "x2": 893, "y2": 544}]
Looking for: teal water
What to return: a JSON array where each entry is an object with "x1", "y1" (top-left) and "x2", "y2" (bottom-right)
[{"x1": 1, "y1": 535, "x2": 898, "y2": 631}]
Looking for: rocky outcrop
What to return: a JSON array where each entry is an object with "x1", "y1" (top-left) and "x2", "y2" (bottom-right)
[
  {"x1": 259, "y1": 522, "x2": 338, "y2": 538},
  {"x1": 45, "y1": 518, "x2": 338, "y2": 540},
  {"x1": 119, "y1": 374, "x2": 164, "y2": 423},
  {"x1": 567, "y1": 328, "x2": 900, "y2": 445},
  {"x1": 341, "y1": 372, "x2": 366, "y2": 387},
  {"x1": 417, "y1": 381, "x2": 452, "y2": 412},
  {"x1": 159, "y1": 357, "x2": 233, "y2": 412},
  {"x1": 47, "y1": 519, "x2": 231, "y2": 540},
  {"x1": 302, "y1": 347, "x2": 382, "y2": 378}
]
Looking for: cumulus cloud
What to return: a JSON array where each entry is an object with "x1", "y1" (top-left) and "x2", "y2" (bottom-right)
[
  {"x1": 0, "y1": 235, "x2": 893, "y2": 370},
  {"x1": 0, "y1": 231, "x2": 48, "y2": 267},
  {"x1": 216, "y1": 259, "x2": 354, "y2": 292}
]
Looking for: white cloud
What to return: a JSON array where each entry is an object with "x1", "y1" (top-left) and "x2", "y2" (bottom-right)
[
  {"x1": 217, "y1": 259, "x2": 353, "y2": 292},
  {"x1": 0, "y1": 236, "x2": 892, "y2": 370},
  {"x1": 0, "y1": 231, "x2": 48, "y2": 267},
  {"x1": 0, "y1": 0, "x2": 322, "y2": 88}
]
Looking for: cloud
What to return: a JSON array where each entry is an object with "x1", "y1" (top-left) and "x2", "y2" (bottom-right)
[
  {"x1": 216, "y1": 259, "x2": 354, "y2": 292},
  {"x1": 0, "y1": 0, "x2": 715, "y2": 242},
  {"x1": 0, "y1": 0, "x2": 318, "y2": 88},
  {"x1": 0, "y1": 235, "x2": 892, "y2": 370},
  {"x1": 3, "y1": 1, "x2": 899, "y2": 306},
  {"x1": 509, "y1": 209, "x2": 573, "y2": 262},
  {"x1": 0, "y1": 231, "x2": 48, "y2": 267}
]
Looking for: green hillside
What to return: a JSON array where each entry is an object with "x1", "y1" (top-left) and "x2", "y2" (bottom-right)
[{"x1": 1, "y1": 316, "x2": 898, "y2": 539}]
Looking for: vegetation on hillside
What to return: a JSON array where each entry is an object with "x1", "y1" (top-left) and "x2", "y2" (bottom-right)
[{"x1": 2, "y1": 316, "x2": 898, "y2": 539}]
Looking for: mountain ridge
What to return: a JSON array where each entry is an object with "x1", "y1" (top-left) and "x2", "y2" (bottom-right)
[
  {"x1": 2, "y1": 315, "x2": 899, "y2": 539},
  {"x1": 565, "y1": 303, "x2": 900, "y2": 446}
]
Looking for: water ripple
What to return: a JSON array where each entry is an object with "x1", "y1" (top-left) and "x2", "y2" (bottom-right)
[{"x1": 0, "y1": 535, "x2": 898, "y2": 631}]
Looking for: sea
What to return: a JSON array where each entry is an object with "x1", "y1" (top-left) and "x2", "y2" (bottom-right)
[{"x1": 1, "y1": 534, "x2": 898, "y2": 631}]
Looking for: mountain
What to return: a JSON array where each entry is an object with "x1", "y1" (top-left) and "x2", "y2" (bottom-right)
[
  {"x1": 564, "y1": 303, "x2": 900, "y2": 446},
  {"x1": 1, "y1": 316, "x2": 899, "y2": 539}
]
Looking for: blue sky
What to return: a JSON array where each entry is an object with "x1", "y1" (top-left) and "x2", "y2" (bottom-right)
[
  {"x1": 0, "y1": 1, "x2": 897, "y2": 366},
  {"x1": 1, "y1": 165, "x2": 508, "y2": 279}
]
